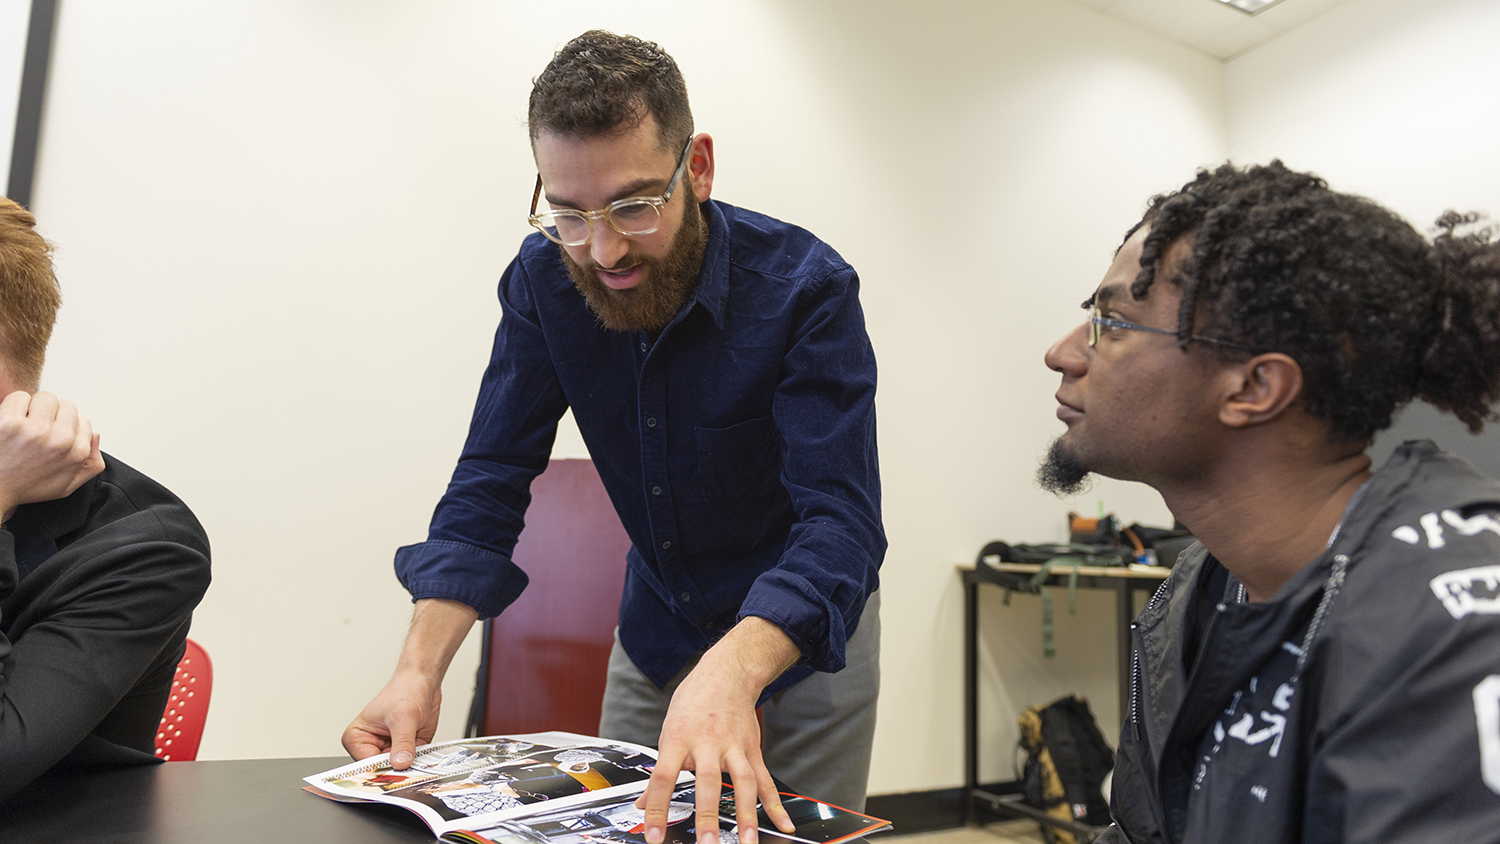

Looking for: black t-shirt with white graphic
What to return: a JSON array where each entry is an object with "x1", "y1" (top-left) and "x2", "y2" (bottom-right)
[{"x1": 1182, "y1": 577, "x2": 1311, "y2": 843}]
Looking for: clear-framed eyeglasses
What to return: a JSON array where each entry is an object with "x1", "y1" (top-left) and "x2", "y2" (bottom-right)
[
  {"x1": 1086, "y1": 302, "x2": 1257, "y2": 353},
  {"x1": 527, "y1": 137, "x2": 695, "y2": 247}
]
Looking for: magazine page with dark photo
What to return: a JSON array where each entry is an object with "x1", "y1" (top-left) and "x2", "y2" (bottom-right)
[
  {"x1": 751, "y1": 794, "x2": 891, "y2": 844},
  {"x1": 447, "y1": 784, "x2": 741, "y2": 844},
  {"x1": 305, "y1": 732, "x2": 684, "y2": 836}
]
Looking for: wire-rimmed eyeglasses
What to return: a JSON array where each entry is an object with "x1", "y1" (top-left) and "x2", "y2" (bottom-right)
[
  {"x1": 1087, "y1": 303, "x2": 1257, "y2": 353},
  {"x1": 527, "y1": 137, "x2": 694, "y2": 247}
]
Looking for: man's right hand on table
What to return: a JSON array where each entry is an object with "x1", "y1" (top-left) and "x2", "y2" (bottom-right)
[
  {"x1": 342, "y1": 598, "x2": 478, "y2": 769},
  {"x1": 341, "y1": 670, "x2": 443, "y2": 769}
]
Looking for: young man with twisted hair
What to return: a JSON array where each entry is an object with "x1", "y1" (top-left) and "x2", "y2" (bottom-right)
[
  {"x1": 344, "y1": 31, "x2": 883, "y2": 843},
  {"x1": 1041, "y1": 161, "x2": 1500, "y2": 842},
  {"x1": 0, "y1": 197, "x2": 211, "y2": 802}
]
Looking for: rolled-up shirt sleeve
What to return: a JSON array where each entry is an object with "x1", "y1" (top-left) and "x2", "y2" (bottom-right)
[
  {"x1": 395, "y1": 255, "x2": 569, "y2": 619},
  {"x1": 738, "y1": 266, "x2": 883, "y2": 674}
]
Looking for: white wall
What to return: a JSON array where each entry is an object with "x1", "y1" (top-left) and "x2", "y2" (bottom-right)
[
  {"x1": 0, "y1": 0, "x2": 32, "y2": 187},
  {"x1": 756, "y1": 3, "x2": 1220, "y2": 791},
  {"x1": 1228, "y1": 0, "x2": 1500, "y2": 221},
  {"x1": 26, "y1": 0, "x2": 1227, "y2": 794}
]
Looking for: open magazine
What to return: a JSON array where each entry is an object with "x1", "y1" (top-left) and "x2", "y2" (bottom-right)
[{"x1": 303, "y1": 732, "x2": 892, "y2": 844}]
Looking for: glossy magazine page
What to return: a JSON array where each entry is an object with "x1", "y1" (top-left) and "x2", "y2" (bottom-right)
[
  {"x1": 304, "y1": 732, "x2": 684, "y2": 836},
  {"x1": 451, "y1": 785, "x2": 891, "y2": 844},
  {"x1": 454, "y1": 783, "x2": 728, "y2": 844}
]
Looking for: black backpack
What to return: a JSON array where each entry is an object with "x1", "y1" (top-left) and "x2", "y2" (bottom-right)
[{"x1": 1017, "y1": 695, "x2": 1114, "y2": 842}]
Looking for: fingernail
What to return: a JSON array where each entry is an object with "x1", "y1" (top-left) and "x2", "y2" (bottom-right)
[
  {"x1": 393, "y1": 751, "x2": 412, "y2": 766},
  {"x1": 646, "y1": 828, "x2": 663, "y2": 844},
  {"x1": 743, "y1": 830, "x2": 758, "y2": 844}
]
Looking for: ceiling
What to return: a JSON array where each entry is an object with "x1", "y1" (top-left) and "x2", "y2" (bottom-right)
[{"x1": 1070, "y1": 0, "x2": 1358, "y2": 59}]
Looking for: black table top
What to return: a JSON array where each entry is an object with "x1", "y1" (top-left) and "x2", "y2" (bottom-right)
[{"x1": 0, "y1": 756, "x2": 441, "y2": 843}]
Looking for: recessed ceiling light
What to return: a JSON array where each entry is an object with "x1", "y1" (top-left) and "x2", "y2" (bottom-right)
[{"x1": 1216, "y1": 0, "x2": 1284, "y2": 13}]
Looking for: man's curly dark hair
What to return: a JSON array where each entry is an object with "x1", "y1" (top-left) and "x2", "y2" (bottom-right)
[
  {"x1": 528, "y1": 30, "x2": 693, "y2": 153},
  {"x1": 1124, "y1": 160, "x2": 1500, "y2": 443}
]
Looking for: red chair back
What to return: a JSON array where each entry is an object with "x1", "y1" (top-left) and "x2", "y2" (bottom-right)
[
  {"x1": 479, "y1": 459, "x2": 630, "y2": 736},
  {"x1": 155, "y1": 638, "x2": 212, "y2": 761}
]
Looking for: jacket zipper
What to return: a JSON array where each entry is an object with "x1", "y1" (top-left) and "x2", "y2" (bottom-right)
[
  {"x1": 1130, "y1": 645, "x2": 1142, "y2": 740},
  {"x1": 1131, "y1": 577, "x2": 1173, "y2": 736}
]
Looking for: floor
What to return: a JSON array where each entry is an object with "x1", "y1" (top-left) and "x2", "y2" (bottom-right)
[{"x1": 879, "y1": 821, "x2": 1047, "y2": 844}]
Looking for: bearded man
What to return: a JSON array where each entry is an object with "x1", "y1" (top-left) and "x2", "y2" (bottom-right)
[{"x1": 343, "y1": 31, "x2": 883, "y2": 844}]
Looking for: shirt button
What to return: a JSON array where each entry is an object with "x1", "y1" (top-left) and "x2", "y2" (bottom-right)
[
  {"x1": 651, "y1": 486, "x2": 662, "y2": 496},
  {"x1": 705, "y1": 621, "x2": 716, "y2": 631},
  {"x1": 661, "y1": 540, "x2": 672, "y2": 550},
  {"x1": 680, "y1": 592, "x2": 692, "y2": 603},
  {"x1": 640, "y1": 342, "x2": 648, "y2": 352},
  {"x1": 646, "y1": 417, "x2": 657, "y2": 428}
]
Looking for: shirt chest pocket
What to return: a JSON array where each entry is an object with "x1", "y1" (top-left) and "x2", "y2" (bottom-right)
[{"x1": 695, "y1": 416, "x2": 783, "y2": 509}]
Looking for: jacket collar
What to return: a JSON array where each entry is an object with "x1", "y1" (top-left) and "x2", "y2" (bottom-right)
[{"x1": 9, "y1": 469, "x2": 98, "y2": 580}]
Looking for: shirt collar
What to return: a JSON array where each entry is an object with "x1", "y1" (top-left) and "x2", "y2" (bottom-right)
[{"x1": 683, "y1": 199, "x2": 731, "y2": 330}]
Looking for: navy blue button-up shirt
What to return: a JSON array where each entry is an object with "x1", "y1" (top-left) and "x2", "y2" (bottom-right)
[{"x1": 395, "y1": 200, "x2": 884, "y2": 695}]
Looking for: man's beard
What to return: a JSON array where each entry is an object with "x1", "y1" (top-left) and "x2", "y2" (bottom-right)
[
  {"x1": 1037, "y1": 437, "x2": 1093, "y2": 497},
  {"x1": 560, "y1": 187, "x2": 708, "y2": 333}
]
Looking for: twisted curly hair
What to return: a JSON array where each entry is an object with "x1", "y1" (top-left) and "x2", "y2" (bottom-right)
[
  {"x1": 1126, "y1": 161, "x2": 1500, "y2": 442},
  {"x1": 528, "y1": 30, "x2": 693, "y2": 153}
]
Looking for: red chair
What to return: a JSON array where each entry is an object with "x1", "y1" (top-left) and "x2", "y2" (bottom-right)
[
  {"x1": 155, "y1": 638, "x2": 212, "y2": 761},
  {"x1": 469, "y1": 459, "x2": 630, "y2": 737}
]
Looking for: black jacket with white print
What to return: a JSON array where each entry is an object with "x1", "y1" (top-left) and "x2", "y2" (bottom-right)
[{"x1": 1100, "y1": 440, "x2": 1500, "y2": 843}]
